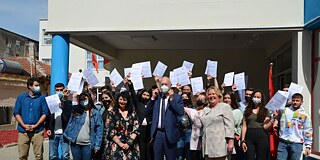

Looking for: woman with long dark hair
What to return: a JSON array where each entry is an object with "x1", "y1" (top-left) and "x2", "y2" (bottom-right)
[
  {"x1": 101, "y1": 91, "x2": 115, "y2": 124},
  {"x1": 104, "y1": 91, "x2": 140, "y2": 160},
  {"x1": 223, "y1": 92, "x2": 243, "y2": 160},
  {"x1": 241, "y1": 90, "x2": 273, "y2": 160},
  {"x1": 63, "y1": 92, "x2": 104, "y2": 160},
  {"x1": 123, "y1": 74, "x2": 153, "y2": 160},
  {"x1": 93, "y1": 91, "x2": 115, "y2": 160}
]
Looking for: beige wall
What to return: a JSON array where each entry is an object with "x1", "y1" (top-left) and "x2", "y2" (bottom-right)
[
  {"x1": 0, "y1": 81, "x2": 27, "y2": 100},
  {"x1": 312, "y1": 31, "x2": 320, "y2": 152},
  {"x1": 292, "y1": 31, "x2": 312, "y2": 114},
  {"x1": 109, "y1": 49, "x2": 268, "y2": 92},
  {"x1": 47, "y1": 0, "x2": 303, "y2": 32}
]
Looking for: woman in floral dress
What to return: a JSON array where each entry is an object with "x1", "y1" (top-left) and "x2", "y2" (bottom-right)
[{"x1": 104, "y1": 91, "x2": 140, "y2": 160}]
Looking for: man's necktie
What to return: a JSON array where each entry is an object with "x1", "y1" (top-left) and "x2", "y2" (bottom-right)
[{"x1": 161, "y1": 95, "x2": 166, "y2": 129}]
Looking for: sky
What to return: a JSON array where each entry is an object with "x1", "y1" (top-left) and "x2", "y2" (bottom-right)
[{"x1": 0, "y1": 0, "x2": 48, "y2": 41}]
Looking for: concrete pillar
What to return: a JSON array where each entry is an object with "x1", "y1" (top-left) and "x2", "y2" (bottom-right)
[
  {"x1": 50, "y1": 34, "x2": 70, "y2": 95},
  {"x1": 291, "y1": 30, "x2": 312, "y2": 114}
]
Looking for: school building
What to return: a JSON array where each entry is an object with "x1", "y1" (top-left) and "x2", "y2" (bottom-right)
[{"x1": 44, "y1": 0, "x2": 320, "y2": 157}]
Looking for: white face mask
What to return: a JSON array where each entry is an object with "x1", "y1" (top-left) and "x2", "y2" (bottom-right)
[
  {"x1": 252, "y1": 97, "x2": 261, "y2": 105},
  {"x1": 161, "y1": 85, "x2": 169, "y2": 94}
]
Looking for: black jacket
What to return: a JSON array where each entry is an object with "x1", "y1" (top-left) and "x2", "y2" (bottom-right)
[{"x1": 128, "y1": 82, "x2": 152, "y2": 126}]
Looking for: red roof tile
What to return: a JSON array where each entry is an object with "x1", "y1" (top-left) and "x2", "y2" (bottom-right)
[{"x1": 4, "y1": 57, "x2": 51, "y2": 76}]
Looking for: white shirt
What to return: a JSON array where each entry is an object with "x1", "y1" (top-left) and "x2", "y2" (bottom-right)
[
  {"x1": 142, "y1": 104, "x2": 148, "y2": 126},
  {"x1": 158, "y1": 96, "x2": 169, "y2": 128},
  {"x1": 54, "y1": 112, "x2": 63, "y2": 134}
]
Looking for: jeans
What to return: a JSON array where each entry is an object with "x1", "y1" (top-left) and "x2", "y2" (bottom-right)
[
  {"x1": 177, "y1": 129, "x2": 191, "y2": 160},
  {"x1": 277, "y1": 140, "x2": 303, "y2": 160},
  {"x1": 49, "y1": 134, "x2": 70, "y2": 160},
  {"x1": 70, "y1": 143, "x2": 91, "y2": 160}
]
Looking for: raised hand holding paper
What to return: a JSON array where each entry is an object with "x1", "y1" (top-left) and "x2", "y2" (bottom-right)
[
  {"x1": 223, "y1": 72, "x2": 234, "y2": 86},
  {"x1": 153, "y1": 61, "x2": 167, "y2": 77},
  {"x1": 109, "y1": 69, "x2": 123, "y2": 87},
  {"x1": 83, "y1": 67, "x2": 99, "y2": 86},
  {"x1": 45, "y1": 94, "x2": 62, "y2": 114}
]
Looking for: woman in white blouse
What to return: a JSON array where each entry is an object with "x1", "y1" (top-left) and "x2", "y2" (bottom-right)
[{"x1": 184, "y1": 93, "x2": 207, "y2": 160}]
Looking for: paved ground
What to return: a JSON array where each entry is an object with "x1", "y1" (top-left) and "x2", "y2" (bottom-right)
[{"x1": 0, "y1": 140, "x2": 49, "y2": 160}]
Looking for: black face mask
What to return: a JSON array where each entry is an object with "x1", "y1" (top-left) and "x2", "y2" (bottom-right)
[
  {"x1": 183, "y1": 99, "x2": 191, "y2": 105},
  {"x1": 102, "y1": 100, "x2": 111, "y2": 107},
  {"x1": 245, "y1": 96, "x2": 252, "y2": 103},
  {"x1": 141, "y1": 98, "x2": 149, "y2": 104},
  {"x1": 196, "y1": 100, "x2": 205, "y2": 106}
]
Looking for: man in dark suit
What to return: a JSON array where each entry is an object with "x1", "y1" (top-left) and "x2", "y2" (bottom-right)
[{"x1": 146, "y1": 76, "x2": 184, "y2": 160}]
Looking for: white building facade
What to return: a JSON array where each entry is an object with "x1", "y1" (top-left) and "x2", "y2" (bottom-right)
[
  {"x1": 45, "y1": 0, "x2": 320, "y2": 157},
  {"x1": 39, "y1": 19, "x2": 109, "y2": 87}
]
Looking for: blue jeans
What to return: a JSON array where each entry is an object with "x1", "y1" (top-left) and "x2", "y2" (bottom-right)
[
  {"x1": 49, "y1": 134, "x2": 70, "y2": 160},
  {"x1": 177, "y1": 129, "x2": 191, "y2": 160},
  {"x1": 277, "y1": 140, "x2": 303, "y2": 160},
  {"x1": 70, "y1": 143, "x2": 91, "y2": 160}
]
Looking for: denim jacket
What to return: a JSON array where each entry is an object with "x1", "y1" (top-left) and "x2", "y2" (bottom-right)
[{"x1": 63, "y1": 106, "x2": 104, "y2": 150}]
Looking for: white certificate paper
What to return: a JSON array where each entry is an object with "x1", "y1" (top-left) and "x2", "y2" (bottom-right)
[
  {"x1": 223, "y1": 72, "x2": 235, "y2": 86},
  {"x1": 109, "y1": 68, "x2": 123, "y2": 87},
  {"x1": 67, "y1": 73, "x2": 83, "y2": 92},
  {"x1": 170, "y1": 71, "x2": 178, "y2": 88},
  {"x1": 205, "y1": 60, "x2": 218, "y2": 77},
  {"x1": 191, "y1": 77, "x2": 204, "y2": 95},
  {"x1": 83, "y1": 68, "x2": 99, "y2": 86},
  {"x1": 174, "y1": 67, "x2": 190, "y2": 86},
  {"x1": 265, "y1": 91, "x2": 289, "y2": 112},
  {"x1": 153, "y1": 61, "x2": 167, "y2": 77},
  {"x1": 133, "y1": 61, "x2": 152, "y2": 78},
  {"x1": 288, "y1": 82, "x2": 303, "y2": 99},
  {"x1": 131, "y1": 65, "x2": 144, "y2": 90},
  {"x1": 234, "y1": 72, "x2": 246, "y2": 90},
  {"x1": 124, "y1": 67, "x2": 132, "y2": 77},
  {"x1": 45, "y1": 94, "x2": 62, "y2": 114},
  {"x1": 182, "y1": 61, "x2": 194, "y2": 71}
]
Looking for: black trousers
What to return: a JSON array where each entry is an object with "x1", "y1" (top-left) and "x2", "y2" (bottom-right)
[
  {"x1": 139, "y1": 125, "x2": 154, "y2": 160},
  {"x1": 245, "y1": 128, "x2": 269, "y2": 160},
  {"x1": 190, "y1": 150, "x2": 203, "y2": 160}
]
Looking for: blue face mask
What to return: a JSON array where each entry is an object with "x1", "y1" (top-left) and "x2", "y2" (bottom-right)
[
  {"x1": 33, "y1": 86, "x2": 41, "y2": 94},
  {"x1": 56, "y1": 92, "x2": 64, "y2": 99},
  {"x1": 80, "y1": 101, "x2": 89, "y2": 107}
]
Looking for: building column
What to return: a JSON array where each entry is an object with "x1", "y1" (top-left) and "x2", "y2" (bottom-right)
[
  {"x1": 50, "y1": 34, "x2": 69, "y2": 95},
  {"x1": 291, "y1": 30, "x2": 312, "y2": 113}
]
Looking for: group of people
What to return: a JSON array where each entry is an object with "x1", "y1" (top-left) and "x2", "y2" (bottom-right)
[{"x1": 13, "y1": 72, "x2": 313, "y2": 160}]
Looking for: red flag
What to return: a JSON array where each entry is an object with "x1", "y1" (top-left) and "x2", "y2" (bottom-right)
[
  {"x1": 269, "y1": 63, "x2": 278, "y2": 158},
  {"x1": 91, "y1": 52, "x2": 99, "y2": 73},
  {"x1": 270, "y1": 128, "x2": 279, "y2": 158},
  {"x1": 269, "y1": 65, "x2": 274, "y2": 98},
  {"x1": 104, "y1": 58, "x2": 110, "y2": 65}
]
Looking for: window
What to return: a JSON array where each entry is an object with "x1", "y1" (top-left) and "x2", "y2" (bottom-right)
[
  {"x1": 270, "y1": 44, "x2": 292, "y2": 91},
  {"x1": 86, "y1": 51, "x2": 104, "y2": 70},
  {"x1": 42, "y1": 59, "x2": 52, "y2": 65},
  {"x1": 16, "y1": 40, "x2": 20, "y2": 47},
  {"x1": 42, "y1": 29, "x2": 52, "y2": 45}
]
